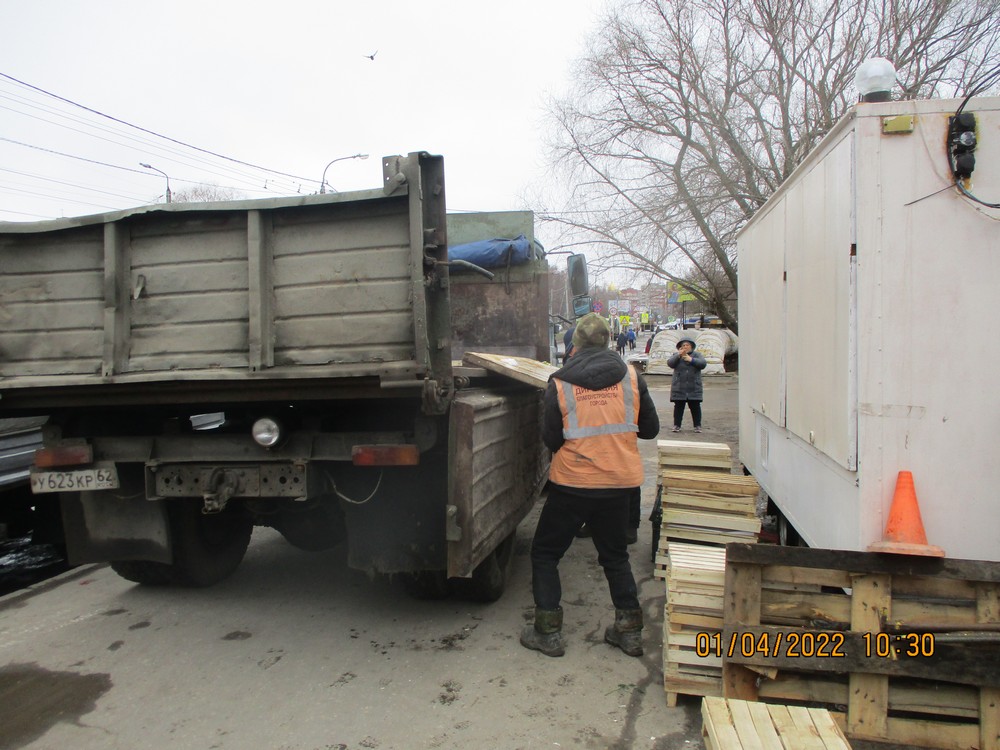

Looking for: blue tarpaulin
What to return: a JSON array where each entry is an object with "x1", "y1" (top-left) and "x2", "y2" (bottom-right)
[{"x1": 448, "y1": 235, "x2": 532, "y2": 270}]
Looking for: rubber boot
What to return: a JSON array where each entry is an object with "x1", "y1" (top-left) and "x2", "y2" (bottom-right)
[
  {"x1": 604, "y1": 608, "x2": 643, "y2": 656},
  {"x1": 520, "y1": 607, "x2": 565, "y2": 657}
]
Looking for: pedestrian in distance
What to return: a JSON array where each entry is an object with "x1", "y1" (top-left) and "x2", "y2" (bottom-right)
[
  {"x1": 520, "y1": 313, "x2": 660, "y2": 658},
  {"x1": 616, "y1": 330, "x2": 628, "y2": 356},
  {"x1": 626, "y1": 328, "x2": 636, "y2": 351},
  {"x1": 668, "y1": 336, "x2": 706, "y2": 433}
]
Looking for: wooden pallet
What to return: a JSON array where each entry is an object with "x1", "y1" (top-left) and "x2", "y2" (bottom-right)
[
  {"x1": 701, "y1": 696, "x2": 851, "y2": 750},
  {"x1": 664, "y1": 543, "x2": 728, "y2": 705},
  {"x1": 721, "y1": 543, "x2": 1000, "y2": 750},
  {"x1": 658, "y1": 439, "x2": 733, "y2": 472}
]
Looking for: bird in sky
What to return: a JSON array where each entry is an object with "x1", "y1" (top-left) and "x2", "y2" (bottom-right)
[{"x1": 364, "y1": 50, "x2": 378, "y2": 61}]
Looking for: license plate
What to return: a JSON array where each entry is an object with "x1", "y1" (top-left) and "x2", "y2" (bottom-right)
[{"x1": 30, "y1": 463, "x2": 120, "y2": 494}]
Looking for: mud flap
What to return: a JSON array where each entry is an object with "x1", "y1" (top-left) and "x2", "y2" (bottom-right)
[{"x1": 60, "y1": 465, "x2": 171, "y2": 565}]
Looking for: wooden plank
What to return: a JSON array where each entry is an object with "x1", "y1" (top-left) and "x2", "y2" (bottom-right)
[
  {"x1": 667, "y1": 508, "x2": 762, "y2": 533},
  {"x1": 745, "y1": 701, "x2": 785, "y2": 750},
  {"x1": 658, "y1": 439, "x2": 732, "y2": 457},
  {"x1": 663, "y1": 470, "x2": 760, "y2": 496},
  {"x1": 722, "y1": 562, "x2": 762, "y2": 700},
  {"x1": 767, "y1": 704, "x2": 824, "y2": 750},
  {"x1": 461, "y1": 351, "x2": 556, "y2": 389},
  {"x1": 668, "y1": 529, "x2": 755, "y2": 546},
  {"x1": 664, "y1": 491, "x2": 758, "y2": 516},
  {"x1": 758, "y1": 674, "x2": 981, "y2": 720},
  {"x1": 728, "y1": 697, "x2": 766, "y2": 750},
  {"x1": 848, "y1": 574, "x2": 890, "y2": 739},
  {"x1": 809, "y1": 708, "x2": 852, "y2": 750},
  {"x1": 721, "y1": 624, "x2": 1000, "y2": 686},
  {"x1": 978, "y1": 583, "x2": 1000, "y2": 750},
  {"x1": 702, "y1": 697, "x2": 742, "y2": 750},
  {"x1": 725, "y1": 543, "x2": 1000, "y2": 584},
  {"x1": 830, "y1": 712, "x2": 981, "y2": 750}
]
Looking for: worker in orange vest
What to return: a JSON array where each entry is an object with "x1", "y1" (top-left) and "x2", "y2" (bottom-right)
[{"x1": 520, "y1": 313, "x2": 660, "y2": 658}]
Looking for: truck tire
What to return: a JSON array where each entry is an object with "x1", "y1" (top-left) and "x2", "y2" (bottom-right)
[
  {"x1": 166, "y1": 501, "x2": 253, "y2": 587},
  {"x1": 110, "y1": 560, "x2": 176, "y2": 586},
  {"x1": 401, "y1": 570, "x2": 452, "y2": 600},
  {"x1": 461, "y1": 531, "x2": 516, "y2": 603}
]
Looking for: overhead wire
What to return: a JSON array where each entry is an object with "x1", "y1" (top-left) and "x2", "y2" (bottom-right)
[
  {"x1": 0, "y1": 98, "x2": 304, "y2": 195},
  {"x1": 0, "y1": 137, "x2": 286, "y2": 197},
  {"x1": 0, "y1": 71, "x2": 320, "y2": 186}
]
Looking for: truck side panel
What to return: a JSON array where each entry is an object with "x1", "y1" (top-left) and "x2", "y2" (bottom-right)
[
  {"x1": 0, "y1": 152, "x2": 450, "y2": 407},
  {"x1": 447, "y1": 388, "x2": 547, "y2": 578}
]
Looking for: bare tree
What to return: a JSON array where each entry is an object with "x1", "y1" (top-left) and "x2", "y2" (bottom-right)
[
  {"x1": 543, "y1": 0, "x2": 1000, "y2": 331},
  {"x1": 170, "y1": 183, "x2": 246, "y2": 203}
]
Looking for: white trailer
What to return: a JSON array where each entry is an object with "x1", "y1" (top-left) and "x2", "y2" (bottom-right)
[{"x1": 738, "y1": 96, "x2": 1000, "y2": 561}]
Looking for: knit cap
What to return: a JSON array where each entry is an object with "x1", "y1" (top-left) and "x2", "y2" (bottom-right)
[{"x1": 572, "y1": 313, "x2": 611, "y2": 350}]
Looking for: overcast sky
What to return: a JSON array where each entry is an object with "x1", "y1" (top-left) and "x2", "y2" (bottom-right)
[{"x1": 0, "y1": 0, "x2": 609, "y2": 251}]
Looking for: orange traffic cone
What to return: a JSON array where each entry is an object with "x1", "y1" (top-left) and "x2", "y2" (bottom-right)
[{"x1": 868, "y1": 471, "x2": 945, "y2": 557}]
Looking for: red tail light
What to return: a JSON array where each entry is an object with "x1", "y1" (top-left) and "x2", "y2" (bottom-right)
[
  {"x1": 351, "y1": 445, "x2": 420, "y2": 466},
  {"x1": 34, "y1": 444, "x2": 93, "y2": 468}
]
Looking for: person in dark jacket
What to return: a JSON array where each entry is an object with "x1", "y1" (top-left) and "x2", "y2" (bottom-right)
[
  {"x1": 616, "y1": 330, "x2": 628, "y2": 356},
  {"x1": 520, "y1": 313, "x2": 660, "y2": 658},
  {"x1": 562, "y1": 325, "x2": 575, "y2": 362},
  {"x1": 667, "y1": 336, "x2": 706, "y2": 433}
]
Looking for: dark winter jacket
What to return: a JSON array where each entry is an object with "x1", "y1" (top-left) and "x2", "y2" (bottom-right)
[
  {"x1": 616, "y1": 332, "x2": 628, "y2": 349},
  {"x1": 667, "y1": 337, "x2": 707, "y2": 401},
  {"x1": 543, "y1": 347, "x2": 660, "y2": 456}
]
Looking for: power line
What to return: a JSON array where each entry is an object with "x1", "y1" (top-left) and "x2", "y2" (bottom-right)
[
  {"x1": 0, "y1": 136, "x2": 290, "y2": 198},
  {"x1": 0, "y1": 71, "x2": 319, "y2": 185},
  {"x1": 0, "y1": 100, "x2": 302, "y2": 194}
]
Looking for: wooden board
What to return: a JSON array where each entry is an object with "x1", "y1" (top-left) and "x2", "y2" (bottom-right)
[
  {"x1": 701, "y1": 697, "x2": 851, "y2": 750},
  {"x1": 461, "y1": 351, "x2": 557, "y2": 389},
  {"x1": 721, "y1": 543, "x2": 1000, "y2": 750},
  {"x1": 662, "y1": 470, "x2": 760, "y2": 496},
  {"x1": 658, "y1": 439, "x2": 732, "y2": 458}
]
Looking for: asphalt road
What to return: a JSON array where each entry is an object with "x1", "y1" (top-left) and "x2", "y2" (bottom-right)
[{"x1": 0, "y1": 374, "x2": 740, "y2": 750}]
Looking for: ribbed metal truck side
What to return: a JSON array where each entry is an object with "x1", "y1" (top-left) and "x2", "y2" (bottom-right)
[
  {"x1": 737, "y1": 97, "x2": 1000, "y2": 562},
  {"x1": 0, "y1": 152, "x2": 549, "y2": 599}
]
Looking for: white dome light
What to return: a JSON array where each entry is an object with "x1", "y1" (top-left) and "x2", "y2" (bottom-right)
[{"x1": 855, "y1": 58, "x2": 897, "y2": 102}]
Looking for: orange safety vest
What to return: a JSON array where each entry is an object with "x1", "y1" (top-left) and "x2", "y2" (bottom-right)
[{"x1": 548, "y1": 367, "x2": 644, "y2": 489}]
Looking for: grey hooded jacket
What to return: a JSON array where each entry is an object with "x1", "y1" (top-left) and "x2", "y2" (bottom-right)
[{"x1": 667, "y1": 337, "x2": 707, "y2": 401}]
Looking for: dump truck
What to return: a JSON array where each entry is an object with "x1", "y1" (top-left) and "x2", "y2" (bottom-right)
[
  {"x1": 0, "y1": 152, "x2": 553, "y2": 599},
  {"x1": 737, "y1": 96, "x2": 1000, "y2": 562}
]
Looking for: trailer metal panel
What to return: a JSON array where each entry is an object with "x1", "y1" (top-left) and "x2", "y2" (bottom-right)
[{"x1": 739, "y1": 97, "x2": 1000, "y2": 561}]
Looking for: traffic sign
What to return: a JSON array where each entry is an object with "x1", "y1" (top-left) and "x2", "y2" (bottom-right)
[{"x1": 592, "y1": 301, "x2": 603, "y2": 313}]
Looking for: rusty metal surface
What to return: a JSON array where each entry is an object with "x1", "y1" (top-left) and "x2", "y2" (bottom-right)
[{"x1": 447, "y1": 387, "x2": 547, "y2": 578}]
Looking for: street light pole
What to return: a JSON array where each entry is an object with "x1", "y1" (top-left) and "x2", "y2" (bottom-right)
[
  {"x1": 319, "y1": 153, "x2": 369, "y2": 194},
  {"x1": 139, "y1": 163, "x2": 172, "y2": 203}
]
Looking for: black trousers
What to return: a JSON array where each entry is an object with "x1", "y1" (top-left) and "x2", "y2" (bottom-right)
[
  {"x1": 530, "y1": 485, "x2": 640, "y2": 611},
  {"x1": 673, "y1": 400, "x2": 702, "y2": 428}
]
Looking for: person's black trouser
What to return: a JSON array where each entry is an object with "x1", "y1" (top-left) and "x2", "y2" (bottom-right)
[
  {"x1": 673, "y1": 400, "x2": 702, "y2": 428},
  {"x1": 629, "y1": 487, "x2": 641, "y2": 530},
  {"x1": 530, "y1": 485, "x2": 640, "y2": 611}
]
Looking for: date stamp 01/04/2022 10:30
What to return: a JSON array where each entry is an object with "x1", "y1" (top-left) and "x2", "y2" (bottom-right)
[{"x1": 695, "y1": 630, "x2": 937, "y2": 660}]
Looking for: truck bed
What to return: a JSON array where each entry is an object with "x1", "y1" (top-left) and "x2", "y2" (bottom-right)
[{"x1": 0, "y1": 153, "x2": 451, "y2": 413}]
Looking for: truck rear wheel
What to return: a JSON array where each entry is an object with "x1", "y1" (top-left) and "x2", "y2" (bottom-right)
[
  {"x1": 166, "y1": 501, "x2": 253, "y2": 587},
  {"x1": 110, "y1": 560, "x2": 176, "y2": 586},
  {"x1": 459, "y1": 531, "x2": 516, "y2": 603}
]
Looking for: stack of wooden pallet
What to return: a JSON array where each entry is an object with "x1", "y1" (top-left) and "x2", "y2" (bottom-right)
[
  {"x1": 663, "y1": 542, "x2": 727, "y2": 705},
  {"x1": 654, "y1": 441, "x2": 763, "y2": 706},
  {"x1": 660, "y1": 470, "x2": 761, "y2": 548}
]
